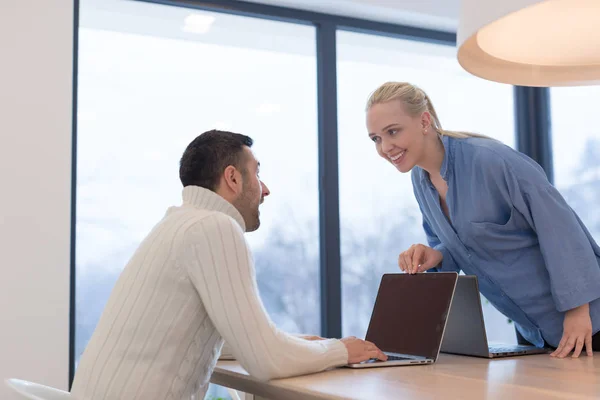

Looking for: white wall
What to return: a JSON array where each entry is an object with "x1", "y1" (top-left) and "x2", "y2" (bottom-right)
[{"x1": 0, "y1": 0, "x2": 74, "y2": 396}]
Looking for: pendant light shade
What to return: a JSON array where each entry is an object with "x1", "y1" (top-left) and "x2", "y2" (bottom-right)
[{"x1": 457, "y1": 0, "x2": 600, "y2": 87}]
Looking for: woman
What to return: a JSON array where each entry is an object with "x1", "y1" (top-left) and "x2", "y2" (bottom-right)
[{"x1": 366, "y1": 81, "x2": 600, "y2": 358}]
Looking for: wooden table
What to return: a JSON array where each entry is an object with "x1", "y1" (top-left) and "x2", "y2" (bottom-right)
[{"x1": 211, "y1": 354, "x2": 600, "y2": 399}]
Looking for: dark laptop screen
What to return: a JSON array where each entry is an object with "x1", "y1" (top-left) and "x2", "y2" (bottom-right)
[{"x1": 365, "y1": 272, "x2": 457, "y2": 360}]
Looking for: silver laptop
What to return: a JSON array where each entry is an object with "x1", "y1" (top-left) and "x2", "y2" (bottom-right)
[
  {"x1": 441, "y1": 275, "x2": 549, "y2": 358},
  {"x1": 347, "y1": 272, "x2": 458, "y2": 368}
]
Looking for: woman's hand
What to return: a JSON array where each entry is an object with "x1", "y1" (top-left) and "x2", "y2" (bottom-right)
[
  {"x1": 551, "y1": 303, "x2": 594, "y2": 358},
  {"x1": 398, "y1": 244, "x2": 443, "y2": 274}
]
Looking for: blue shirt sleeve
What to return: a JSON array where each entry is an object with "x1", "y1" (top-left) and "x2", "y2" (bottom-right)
[
  {"x1": 480, "y1": 148, "x2": 600, "y2": 312},
  {"x1": 411, "y1": 168, "x2": 461, "y2": 274},
  {"x1": 422, "y1": 214, "x2": 460, "y2": 273}
]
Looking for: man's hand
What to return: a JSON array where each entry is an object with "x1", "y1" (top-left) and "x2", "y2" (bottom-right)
[
  {"x1": 340, "y1": 336, "x2": 387, "y2": 364},
  {"x1": 398, "y1": 244, "x2": 443, "y2": 274},
  {"x1": 551, "y1": 303, "x2": 594, "y2": 358}
]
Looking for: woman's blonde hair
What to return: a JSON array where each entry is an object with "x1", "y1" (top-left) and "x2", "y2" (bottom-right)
[{"x1": 366, "y1": 82, "x2": 488, "y2": 139}]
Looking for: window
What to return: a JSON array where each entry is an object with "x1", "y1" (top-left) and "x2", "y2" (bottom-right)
[
  {"x1": 76, "y1": 1, "x2": 319, "y2": 397},
  {"x1": 337, "y1": 30, "x2": 517, "y2": 343},
  {"x1": 551, "y1": 87, "x2": 600, "y2": 240}
]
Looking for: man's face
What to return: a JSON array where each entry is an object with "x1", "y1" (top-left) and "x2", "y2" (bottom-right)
[{"x1": 234, "y1": 147, "x2": 270, "y2": 232}]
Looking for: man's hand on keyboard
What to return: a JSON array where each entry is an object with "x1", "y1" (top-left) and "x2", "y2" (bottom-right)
[{"x1": 341, "y1": 337, "x2": 388, "y2": 364}]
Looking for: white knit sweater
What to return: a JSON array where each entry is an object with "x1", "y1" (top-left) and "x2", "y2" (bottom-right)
[{"x1": 70, "y1": 186, "x2": 348, "y2": 400}]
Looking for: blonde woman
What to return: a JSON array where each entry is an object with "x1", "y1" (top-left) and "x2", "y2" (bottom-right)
[{"x1": 366, "y1": 81, "x2": 600, "y2": 358}]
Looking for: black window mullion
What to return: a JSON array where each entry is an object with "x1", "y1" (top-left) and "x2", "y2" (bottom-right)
[
  {"x1": 316, "y1": 21, "x2": 342, "y2": 339},
  {"x1": 514, "y1": 86, "x2": 553, "y2": 183}
]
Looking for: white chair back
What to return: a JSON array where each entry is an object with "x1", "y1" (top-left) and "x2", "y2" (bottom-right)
[
  {"x1": 6, "y1": 377, "x2": 242, "y2": 400},
  {"x1": 5, "y1": 379, "x2": 71, "y2": 400}
]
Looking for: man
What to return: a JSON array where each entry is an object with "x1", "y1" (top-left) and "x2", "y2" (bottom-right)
[{"x1": 71, "y1": 130, "x2": 386, "y2": 400}]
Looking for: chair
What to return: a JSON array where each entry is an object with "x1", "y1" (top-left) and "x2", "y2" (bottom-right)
[
  {"x1": 5, "y1": 379, "x2": 71, "y2": 400},
  {"x1": 6, "y1": 378, "x2": 240, "y2": 400},
  {"x1": 227, "y1": 388, "x2": 242, "y2": 400}
]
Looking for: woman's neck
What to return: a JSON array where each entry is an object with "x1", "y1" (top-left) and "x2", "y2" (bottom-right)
[{"x1": 418, "y1": 134, "x2": 445, "y2": 179}]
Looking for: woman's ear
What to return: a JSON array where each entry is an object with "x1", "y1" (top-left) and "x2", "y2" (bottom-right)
[{"x1": 421, "y1": 111, "x2": 433, "y2": 132}]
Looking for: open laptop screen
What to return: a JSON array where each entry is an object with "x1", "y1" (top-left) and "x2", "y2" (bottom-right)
[{"x1": 365, "y1": 272, "x2": 457, "y2": 360}]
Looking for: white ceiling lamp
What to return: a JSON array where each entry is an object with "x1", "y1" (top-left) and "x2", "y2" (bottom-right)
[
  {"x1": 182, "y1": 14, "x2": 215, "y2": 34},
  {"x1": 457, "y1": 0, "x2": 600, "y2": 87}
]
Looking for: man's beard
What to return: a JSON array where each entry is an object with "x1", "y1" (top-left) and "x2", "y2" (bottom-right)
[{"x1": 235, "y1": 188, "x2": 260, "y2": 232}]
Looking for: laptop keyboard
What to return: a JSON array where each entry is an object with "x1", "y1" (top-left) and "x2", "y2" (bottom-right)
[
  {"x1": 387, "y1": 355, "x2": 412, "y2": 361},
  {"x1": 368, "y1": 355, "x2": 412, "y2": 362}
]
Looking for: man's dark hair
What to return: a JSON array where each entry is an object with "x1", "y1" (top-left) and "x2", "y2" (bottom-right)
[{"x1": 179, "y1": 129, "x2": 253, "y2": 191}]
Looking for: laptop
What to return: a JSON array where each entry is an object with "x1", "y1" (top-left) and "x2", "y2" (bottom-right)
[
  {"x1": 441, "y1": 275, "x2": 549, "y2": 358},
  {"x1": 347, "y1": 272, "x2": 458, "y2": 368}
]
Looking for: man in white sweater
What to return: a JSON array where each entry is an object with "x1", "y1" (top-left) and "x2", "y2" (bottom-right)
[{"x1": 71, "y1": 130, "x2": 386, "y2": 399}]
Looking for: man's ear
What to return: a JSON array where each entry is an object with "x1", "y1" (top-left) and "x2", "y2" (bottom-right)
[{"x1": 222, "y1": 165, "x2": 243, "y2": 194}]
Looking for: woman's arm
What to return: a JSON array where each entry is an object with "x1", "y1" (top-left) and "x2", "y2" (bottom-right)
[
  {"x1": 490, "y1": 154, "x2": 600, "y2": 313},
  {"x1": 421, "y1": 215, "x2": 459, "y2": 273},
  {"x1": 478, "y1": 148, "x2": 600, "y2": 357}
]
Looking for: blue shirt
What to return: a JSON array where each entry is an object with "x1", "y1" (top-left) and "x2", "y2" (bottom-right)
[{"x1": 412, "y1": 135, "x2": 600, "y2": 347}]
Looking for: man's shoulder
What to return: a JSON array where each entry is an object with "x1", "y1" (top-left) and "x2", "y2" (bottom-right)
[{"x1": 171, "y1": 206, "x2": 243, "y2": 237}]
